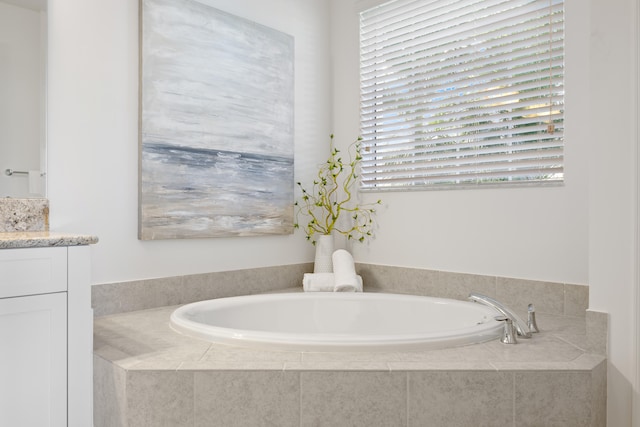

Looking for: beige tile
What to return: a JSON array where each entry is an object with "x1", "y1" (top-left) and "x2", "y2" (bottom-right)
[
  {"x1": 129, "y1": 359, "x2": 184, "y2": 370},
  {"x1": 570, "y1": 353, "x2": 607, "y2": 370},
  {"x1": 537, "y1": 312, "x2": 586, "y2": 335},
  {"x1": 390, "y1": 361, "x2": 495, "y2": 371},
  {"x1": 300, "y1": 371, "x2": 406, "y2": 427},
  {"x1": 94, "y1": 308, "x2": 211, "y2": 369},
  {"x1": 496, "y1": 277, "x2": 565, "y2": 315},
  {"x1": 179, "y1": 271, "x2": 237, "y2": 304},
  {"x1": 248, "y1": 263, "x2": 313, "y2": 293},
  {"x1": 491, "y1": 361, "x2": 579, "y2": 371},
  {"x1": 564, "y1": 284, "x2": 589, "y2": 317},
  {"x1": 194, "y1": 371, "x2": 299, "y2": 427},
  {"x1": 586, "y1": 310, "x2": 608, "y2": 355},
  {"x1": 553, "y1": 333, "x2": 588, "y2": 354},
  {"x1": 286, "y1": 361, "x2": 390, "y2": 371},
  {"x1": 437, "y1": 270, "x2": 496, "y2": 300},
  {"x1": 484, "y1": 334, "x2": 584, "y2": 363},
  {"x1": 590, "y1": 359, "x2": 607, "y2": 427},
  {"x1": 182, "y1": 269, "x2": 261, "y2": 303},
  {"x1": 534, "y1": 313, "x2": 590, "y2": 353},
  {"x1": 182, "y1": 264, "x2": 312, "y2": 305},
  {"x1": 93, "y1": 355, "x2": 127, "y2": 427},
  {"x1": 181, "y1": 360, "x2": 285, "y2": 370},
  {"x1": 93, "y1": 343, "x2": 140, "y2": 368},
  {"x1": 126, "y1": 370, "x2": 194, "y2": 427},
  {"x1": 490, "y1": 354, "x2": 603, "y2": 371},
  {"x1": 200, "y1": 343, "x2": 302, "y2": 363},
  {"x1": 92, "y1": 277, "x2": 182, "y2": 316},
  {"x1": 301, "y1": 350, "x2": 399, "y2": 363},
  {"x1": 93, "y1": 263, "x2": 312, "y2": 316},
  {"x1": 356, "y1": 263, "x2": 439, "y2": 295},
  {"x1": 405, "y1": 267, "x2": 444, "y2": 296},
  {"x1": 515, "y1": 371, "x2": 592, "y2": 426},
  {"x1": 408, "y1": 370, "x2": 513, "y2": 426},
  {"x1": 393, "y1": 342, "x2": 496, "y2": 362}
]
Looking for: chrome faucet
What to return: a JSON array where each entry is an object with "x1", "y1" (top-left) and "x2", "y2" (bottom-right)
[
  {"x1": 494, "y1": 316, "x2": 517, "y2": 344},
  {"x1": 527, "y1": 303, "x2": 540, "y2": 333},
  {"x1": 468, "y1": 293, "x2": 532, "y2": 338}
]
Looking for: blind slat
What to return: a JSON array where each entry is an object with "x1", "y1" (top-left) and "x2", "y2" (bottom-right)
[
  {"x1": 361, "y1": 132, "x2": 564, "y2": 161},
  {"x1": 361, "y1": 3, "x2": 563, "y2": 65},
  {"x1": 361, "y1": 76, "x2": 564, "y2": 121},
  {"x1": 361, "y1": 42, "x2": 564, "y2": 95},
  {"x1": 359, "y1": 0, "x2": 564, "y2": 190},
  {"x1": 362, "y1": 147, "x2": 564, "y2": 172},
  {"x1": 361, "y1": 159, "x2": 563, "y2": 181},
  {"x1": 362, "y1": 102, "x2": 564, "y2": 139}
]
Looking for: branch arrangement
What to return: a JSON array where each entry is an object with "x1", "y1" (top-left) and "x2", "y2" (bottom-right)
[{"x1": 294, "y1": 135, "x2": 381, "y2": 245}]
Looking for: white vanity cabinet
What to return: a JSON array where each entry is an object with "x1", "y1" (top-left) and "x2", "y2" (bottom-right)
[{"x1": 0, "y1": 245, "x2": 93, "y2": 427}]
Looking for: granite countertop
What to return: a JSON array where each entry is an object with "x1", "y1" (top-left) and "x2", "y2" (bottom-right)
[{"x1": 0, "y1": 231, "x2": 99, "y2": 249}]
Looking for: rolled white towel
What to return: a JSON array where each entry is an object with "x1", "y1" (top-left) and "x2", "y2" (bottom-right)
[
  {"x1": 303, "y1": 273, "x2": 335, "y2": 292},
  {"x1": 334, "y1": 275, "x2": 363, "y2": 292},
  {"x1": 302, "y1": 273, "x2": 364, "y2": 292},
  {"x1": 332, "y1": 249, "x2": 362, "y2": 292}
]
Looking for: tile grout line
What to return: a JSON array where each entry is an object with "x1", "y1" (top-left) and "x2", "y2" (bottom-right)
[{"x1": 554, "y1": 333, "x2": 588, "y2": 353}]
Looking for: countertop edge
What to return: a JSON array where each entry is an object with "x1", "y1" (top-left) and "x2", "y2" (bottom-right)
[{"x1": 0, "y1": 232, "x2": 99, "y2": 249}]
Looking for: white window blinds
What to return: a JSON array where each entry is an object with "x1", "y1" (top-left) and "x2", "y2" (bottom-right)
[{"x1": 359, "y1": 0, "x2": 564, "y2": 190}]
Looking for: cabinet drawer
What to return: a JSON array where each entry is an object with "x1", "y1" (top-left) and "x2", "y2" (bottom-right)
[{"x1": 0, "y1": 247, "x2": 67, "y2": 298}]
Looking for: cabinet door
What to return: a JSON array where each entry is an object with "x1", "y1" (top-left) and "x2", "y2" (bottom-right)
[{"x1": 0, "y1": 292, "x2": 67, "y2": 427}]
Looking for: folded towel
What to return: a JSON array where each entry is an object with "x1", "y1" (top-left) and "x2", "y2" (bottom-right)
[
  {"x1": 303, "y1": 272, "x2": 335, "y2": 292},
  {"x1": 332, "y1": 249, "x2": 362, "y2": 292},
  {"x1": 302, "y1": 272, "x2": 364, "y2": 292}
]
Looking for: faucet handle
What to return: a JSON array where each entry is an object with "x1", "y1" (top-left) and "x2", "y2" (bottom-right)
[
  {"x1": 495, "y1": 316, "x2": 517, "y2": 344},
  {"x1": 527, "y1": 304, "x2": 540, "y2": 333}
]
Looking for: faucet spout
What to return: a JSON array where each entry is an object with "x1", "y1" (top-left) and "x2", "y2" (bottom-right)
[{"x1": 468, "y1": 293, "x2": 532, "y2": 338}]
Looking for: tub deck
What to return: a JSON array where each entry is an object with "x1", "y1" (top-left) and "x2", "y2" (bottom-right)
[{"x1": 94, "y1": 295, "x2": 606, "y2": 426}]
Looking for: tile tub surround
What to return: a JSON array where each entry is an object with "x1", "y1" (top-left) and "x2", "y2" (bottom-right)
[
  {"x1": 0, "y1": 198, "x2": 49, "y2": 232},
  {"x1": 357, "y1": 264, "x2": 590, "y2": 318},
  {"x1": 92, "y1": 263, "x2": 589, "y2": 319},
  {"x1": 92, "y1": 263, "x2": 314, "y2": 316},
  {"x1": 94, "y1": 305, "x2": 606, "y2": 427},
  {"x1": 92, "y1": 264, "x2": 601, "y2": 425}
]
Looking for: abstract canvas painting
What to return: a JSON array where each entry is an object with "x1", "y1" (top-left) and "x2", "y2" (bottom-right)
[{"x1": 139, "y1": 0, "x2": 294, "y2": 240}]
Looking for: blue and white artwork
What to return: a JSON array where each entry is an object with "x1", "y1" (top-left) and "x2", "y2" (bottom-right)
[{"x1": 139, "y1": 0, "x2": 294, "y2": 240}]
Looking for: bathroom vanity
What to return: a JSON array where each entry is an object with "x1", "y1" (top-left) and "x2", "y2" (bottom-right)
[{"x1": 0, "y1": 233, "x2": 97, "y2": 427}]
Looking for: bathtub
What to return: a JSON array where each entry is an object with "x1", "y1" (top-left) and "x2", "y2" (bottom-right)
[{"x1": 170, "y1": 292, "x2": 504, "y2": 352}]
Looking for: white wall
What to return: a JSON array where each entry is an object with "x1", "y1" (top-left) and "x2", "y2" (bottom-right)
[
  {"x1": 0, "y1": 2, "x2": 45, "y2": 197},
  {"x1": 330, "y1": 0, "x2": 638, "y2": 425},
  {"x1": 47, "y1": 0, "x2": 331, "y2": 284},
  {"x1": 588, "y1": 0, "x2": 639, "y2": 425}
]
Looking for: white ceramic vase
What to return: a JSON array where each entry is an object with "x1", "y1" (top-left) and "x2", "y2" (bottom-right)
[{"x1": 313, "y1": 234, "x2": 335, "y2": 273}]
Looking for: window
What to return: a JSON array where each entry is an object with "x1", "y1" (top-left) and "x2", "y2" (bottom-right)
[{"x1": 359, "y1": 0, "x2": 564, "y2": 190}]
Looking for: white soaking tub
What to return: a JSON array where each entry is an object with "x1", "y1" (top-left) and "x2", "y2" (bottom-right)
[{"x1": 170, "y1": 292, "x2": 504, "y2": 352}]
